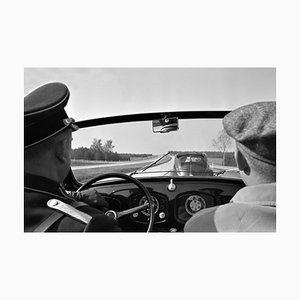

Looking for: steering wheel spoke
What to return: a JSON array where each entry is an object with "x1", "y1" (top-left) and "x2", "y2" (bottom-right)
[
  {"x1": 76, "y1": 173, "x2": 155, "y2": 232},
  {"x1": 115, "y1": 203, "x2": 149, "y2": 219}
]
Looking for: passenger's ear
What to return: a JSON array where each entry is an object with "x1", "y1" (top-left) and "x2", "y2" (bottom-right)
[
  {"x1": 55, "y1": 139, "x2": 68, "y2": 163},
  {"x1": 235, "y1": 149, "x2": 249, "y2": 173}
]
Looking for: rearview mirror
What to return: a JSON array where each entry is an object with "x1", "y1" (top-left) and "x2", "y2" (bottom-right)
[{"x1": 152, "y1": 117, "x2": 179, "y2": 133}]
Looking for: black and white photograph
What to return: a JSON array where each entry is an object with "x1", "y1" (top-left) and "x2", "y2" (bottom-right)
[
  {"x1": 1, "y1": 1, "x2": 300, "y2": 300},
  {"x1": 24, "y1": 68, "x2": 276, "y2": 233}
]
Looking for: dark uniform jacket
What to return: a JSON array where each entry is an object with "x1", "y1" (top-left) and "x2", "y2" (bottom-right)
[{"x1": 24, "y1": 173, "x2": 120, "y2": 232}]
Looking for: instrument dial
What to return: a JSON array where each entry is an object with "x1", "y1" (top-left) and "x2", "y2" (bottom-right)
[
  {"x1": 139, "y1": 195, "x2": 159, "y2": 216},
  {"x1": 185, "y1": 195, "x2": 206, "y2": 215}
]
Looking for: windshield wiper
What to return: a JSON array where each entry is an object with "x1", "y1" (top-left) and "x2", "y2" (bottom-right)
[
  {"x1": 213, "y1": 168, "x2": 239, "y2": 176},
  {"x1": 129, "y1": 152, "x2": 170, "y2": 176}
]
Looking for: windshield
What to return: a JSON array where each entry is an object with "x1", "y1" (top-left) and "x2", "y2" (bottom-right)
[{"x1": 71, "y1": 118, "x2": 240, "y2": 183}]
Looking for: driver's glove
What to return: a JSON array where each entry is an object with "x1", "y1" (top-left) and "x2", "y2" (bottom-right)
[{"x1": 71, "y1": 189, "x2": 110, "y2": 211}]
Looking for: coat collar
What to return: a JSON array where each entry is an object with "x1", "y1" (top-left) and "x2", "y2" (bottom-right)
[
  {"x1": 24, "y1": 173, "x2": 74, "y2": 202},
  {"x1": 230, "y1": 182, "x2": 276, "y2": 207}
]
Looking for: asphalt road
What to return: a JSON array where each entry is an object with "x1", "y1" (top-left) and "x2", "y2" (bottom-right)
[
  {"x1": 71, "y1": 157, "x2": 240, "y2": 179},
  {"x1": 71, "y1": 157, "x2": 158, "y2": 170}
]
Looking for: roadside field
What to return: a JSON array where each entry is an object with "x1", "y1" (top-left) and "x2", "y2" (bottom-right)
[
  {"x1": 71, "y1": 159, "x2": 114, "y2": 167},
  {"x1": 72, "y1": 161, "x2": 150, "y2": 183},
  {"x1": 207, "y1": 157, "x2": 223, "y2": 165}
]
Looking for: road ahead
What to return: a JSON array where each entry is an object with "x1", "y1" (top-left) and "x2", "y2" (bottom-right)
[{"x1": 71, "y1": 157, "x2": 159, "y2": 170}]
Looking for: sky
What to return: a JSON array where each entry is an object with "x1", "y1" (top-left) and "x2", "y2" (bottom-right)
[
  {"x1": 24, "y1": 68, "x2": 275, "y2": 118},
  {"x1": 24, "y1": 68, "x2": 276, "y2": 153}
]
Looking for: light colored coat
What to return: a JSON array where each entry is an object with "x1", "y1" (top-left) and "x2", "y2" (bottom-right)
[{"x1": 184, "y1": 183, "x2": 276, "y2": 232}]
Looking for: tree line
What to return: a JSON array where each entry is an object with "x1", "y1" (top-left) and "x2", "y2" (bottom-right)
[{"x1": 71, "y1": 138, "x2": 151, "y2": 161}]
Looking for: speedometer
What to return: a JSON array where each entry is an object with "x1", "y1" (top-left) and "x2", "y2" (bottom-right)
[
  {"x1": 139, "y1": 195, "x2": 159, "y2": 216},
  {"x1": 185, "y1": 195, "x2": 206, "y2": 215}
]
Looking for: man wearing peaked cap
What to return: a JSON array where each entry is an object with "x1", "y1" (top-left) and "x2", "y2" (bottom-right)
[
  {"x1": 24, "y1": 82, "x2": 121, "y2": 232},
  {"x1": 24, "y1": 82, "x2": 79, "y2": 149},
  {"x1": 184, "y1": 101, "x2": 276, "y2": 232}
]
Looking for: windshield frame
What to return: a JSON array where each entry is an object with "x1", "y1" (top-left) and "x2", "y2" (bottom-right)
[
  {"x1": 68, "y1": 110, "x2": 242, "y2": 185},
  {"x1": 74, "y1": 110, "x2": 230, "y2": 129}
]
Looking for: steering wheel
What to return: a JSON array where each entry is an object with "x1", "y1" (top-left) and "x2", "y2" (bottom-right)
[{"x1": 76, "y1": 173, "x2": 155, "y2": 232}]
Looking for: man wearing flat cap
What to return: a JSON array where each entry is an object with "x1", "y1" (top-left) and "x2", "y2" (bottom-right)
[
  {"x1": 184, "y1": 101, "x2": 276, "y2": 232},
  {"x1": 24, "y1": 82, "x2": 121, "y2": 232}
]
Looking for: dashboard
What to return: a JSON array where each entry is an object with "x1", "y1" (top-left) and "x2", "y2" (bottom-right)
[{"x1": 89, "y1": 176, "x2": 245, "y2": 232}]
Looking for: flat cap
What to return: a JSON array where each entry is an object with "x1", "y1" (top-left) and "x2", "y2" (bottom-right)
[
  {"x1": 24, "y1": 82, "x2": 78, "y2": 149},
  {"x1": 223, "y1": 101, "x2": 276, "y2": 165}
]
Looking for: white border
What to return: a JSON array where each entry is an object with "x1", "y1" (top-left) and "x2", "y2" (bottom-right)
[{"x1": 1, "y1": 1, "x2": 299, "y2": 300}]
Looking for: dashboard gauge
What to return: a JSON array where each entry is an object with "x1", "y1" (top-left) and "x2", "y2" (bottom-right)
[
  {"x1": 139, "y1": 195, "x2": 159, "y2": 216},
  {"x1": 185, "y1": 195, "x2": 206, "y2": 215}
]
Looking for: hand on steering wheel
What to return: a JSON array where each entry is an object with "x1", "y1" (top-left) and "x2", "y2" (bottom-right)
[{"x1": 76, "y1": 173, "x2": 155, "y2": 232}]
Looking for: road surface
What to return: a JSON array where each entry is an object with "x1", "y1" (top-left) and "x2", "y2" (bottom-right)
[{"x1": 71, "y1": 157, "x2": 159, "y2": 170}]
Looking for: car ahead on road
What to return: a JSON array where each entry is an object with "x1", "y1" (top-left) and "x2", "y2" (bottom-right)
[
  {"x1": 63, "y1": 111, "x2": 244, "y2": 232},
  {"x1": 130, "y1": 151, "x2": 214, "y2": 177}
]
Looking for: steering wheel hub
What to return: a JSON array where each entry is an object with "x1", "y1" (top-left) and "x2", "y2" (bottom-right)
[{"x1": 76, "y1": 173, "x2": 155, "y2": 232}]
